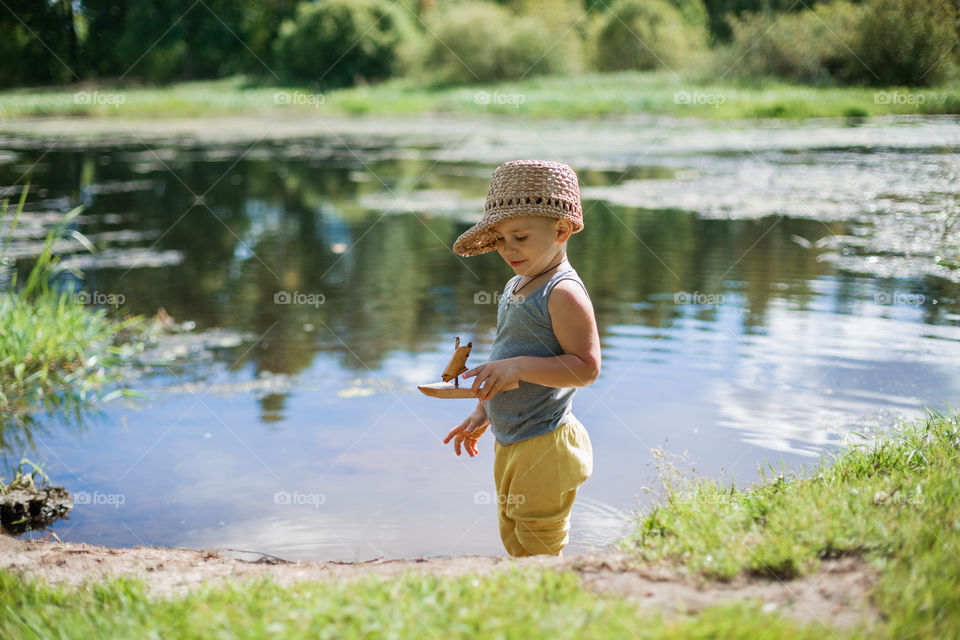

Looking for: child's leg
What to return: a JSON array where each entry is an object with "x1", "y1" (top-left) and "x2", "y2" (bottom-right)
[
  {"x1": 494, "y1": 441, "x2": 530, "y2": 557},
  {"x1": 495, "y1": 414, "x2": 593, "y2": 557},
  {"x1": 513, "y1": 486, "x2": 579, "y2": 556},
  {"x1": 497, "y1": 504, "x2": 530, "y2": 557}
]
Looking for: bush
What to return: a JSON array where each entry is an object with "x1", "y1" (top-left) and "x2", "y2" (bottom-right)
[
  {"x1": 722, "y1": 0, "x2": 959, "y2": 87},
  {"x1": 666, "y1": 0, "x2": 710, "y2": 33},
  {"x1": 589, "y1": 0, "x2": 708, "y2": 72},
  {"x1": 419, "y1": 1, "x2": 581, "y2": 85},
  {"x1": 273, "y1": 0, "x2": 415, "y2": 88},
  {"x1": 848, "y1": 0, "x2": 959, "y2": 86},
  {"x1": 702, "y1": 0, "x2": 824, "y2": 43},
  {"x1": 721, "y1": 1, "x2": 863, "y2": 85}
]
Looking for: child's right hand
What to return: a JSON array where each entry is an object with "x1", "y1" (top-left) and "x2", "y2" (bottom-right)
[{"x1": 443, "y1": 404, "x2": 490, "y2": 457}]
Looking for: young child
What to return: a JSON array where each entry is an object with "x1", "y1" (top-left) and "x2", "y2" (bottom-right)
[{"x1": 443, "y1": 159, "x2": 600, "y2": 558}]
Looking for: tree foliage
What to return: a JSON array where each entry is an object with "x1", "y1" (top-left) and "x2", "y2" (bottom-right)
[
  {"x1": 273, "y1": 0, "x2": 415, "y2": 87},
  {"x1": 0, "y1": 0, "x2": 955, "y2": 89}
]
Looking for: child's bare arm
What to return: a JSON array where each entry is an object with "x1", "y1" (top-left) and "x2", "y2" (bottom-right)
[
  {"x1": 464, "y1": 281, "x2": 601, "y2": 400},
  {"x1": 530, "y1": 279, "x2": 601, "y2": 385}
]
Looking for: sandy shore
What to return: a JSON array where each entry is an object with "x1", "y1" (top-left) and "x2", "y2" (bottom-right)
[{"x1": 1, "y1": 535, "x2": 879, "y2": 628}]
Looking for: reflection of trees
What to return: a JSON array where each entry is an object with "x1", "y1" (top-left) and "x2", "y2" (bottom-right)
[
  {"x1": 575, "y1": 204, "x2": 837, "y2": 332},
  {"x1": 30, "y1": 144, "x2": 957, "y2": 387},
  {"x1": 729, "y1": 216, "x2": 838, "y2": 330}
]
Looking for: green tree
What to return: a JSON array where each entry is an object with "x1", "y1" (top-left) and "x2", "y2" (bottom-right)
[
  {"x1": 273, "y1": 0, "x2": 415, "y2": 87},
  {"x1": 0, "y1": 0, "x2": 78, "y2": 87},
  {"x1": 79, "y1": 0, "x2": 289, "y2": 83},
  {"x1": 80, "y1": 0, "x2": 127, "y2": 78}
]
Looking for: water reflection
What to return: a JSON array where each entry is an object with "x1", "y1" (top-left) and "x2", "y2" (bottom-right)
[{"x1": 1, "y1": 125, "x2": 959, "y2": 559}]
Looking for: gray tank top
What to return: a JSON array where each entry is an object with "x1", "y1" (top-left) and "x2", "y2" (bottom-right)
[{"x1": 482, "y1": 264, "x2": 587, "y2": 446}]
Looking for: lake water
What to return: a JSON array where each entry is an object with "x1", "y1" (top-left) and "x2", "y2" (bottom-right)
[{"x1": 1, "y1": 114, "x2": 959, "y2": 560}]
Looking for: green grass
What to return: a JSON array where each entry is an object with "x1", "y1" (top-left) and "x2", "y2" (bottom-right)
[
  {"x1": 0, "y1": 560, "x2": 836, "y2": 639},
  {"x1": 0, "y1": 189, "x2": 143, "y2": 435},
  {"x1": 624, "y1": 410, "x2": 960, "y2": 638},
  {"x1": 0, "y1": 457, "x2": 50, "y2": 494},
  {"x1": 2, "y1": 411, "x2": 959, "y2": 637},
  {"x1": 1, "y1": 72, "x2": 958, "y2": 120},
  {"x1": 0, "y1": 289, "x2": 134, "y2": 415}
]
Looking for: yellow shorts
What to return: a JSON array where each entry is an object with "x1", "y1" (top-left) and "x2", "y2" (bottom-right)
[{"x1": 493, "y1": 413, "x2": 593, "y2": 557}]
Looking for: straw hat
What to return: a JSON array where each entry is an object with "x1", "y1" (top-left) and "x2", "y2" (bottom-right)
[{"x1": 453, "y1": 160, "x2": 583, "y2": 257}]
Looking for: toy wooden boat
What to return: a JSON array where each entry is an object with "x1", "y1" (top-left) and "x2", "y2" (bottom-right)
[
  {"x1": 417, "y1": 381, "x2": 478, "y2": 399},
  {"x1": 417, "y1": 336, "x2": 518, "y2": 399}
]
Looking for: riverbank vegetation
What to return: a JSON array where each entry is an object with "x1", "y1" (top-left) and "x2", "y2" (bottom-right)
[
  {"x1": 0, "y1": 189, "x2": 142, "y2": 445},
  {"x1": 1, "y1": 71, "x2": 956, "y2": 121},
  {"x1": 625, "y1": 410, "x2": 960, "y2": 637}
]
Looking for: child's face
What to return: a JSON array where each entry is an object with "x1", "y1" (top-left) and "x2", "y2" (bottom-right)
[{"x1": 490, "y1": 216, "x2": 569, "y2": 276}]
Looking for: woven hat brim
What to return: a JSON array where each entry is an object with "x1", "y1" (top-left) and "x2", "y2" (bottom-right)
[{"x1": 453, "y1": 207, "x2": 584, "y2": 257}]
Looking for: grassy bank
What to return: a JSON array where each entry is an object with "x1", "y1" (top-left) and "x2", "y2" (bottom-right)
[
  {"x1": 1, "y1": 72, "x2": 957, "y2": 120},
  {"x1": 0, "y1": 191, "x2": 142, "y2": 438},
  {"x1": 623, "y1": 410, "x2": 960, "y2": 637},
  {"x1": 3, "y1": 411, "x2": 959, "y2": 638},
  {"x1": 0, "y1": 564, "x2": 830, "y2": 639}
]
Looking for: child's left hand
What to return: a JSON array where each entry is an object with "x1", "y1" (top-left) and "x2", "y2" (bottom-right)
[{"x1": 463, "y1": 358, "x2": 522, "y2": 402}]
